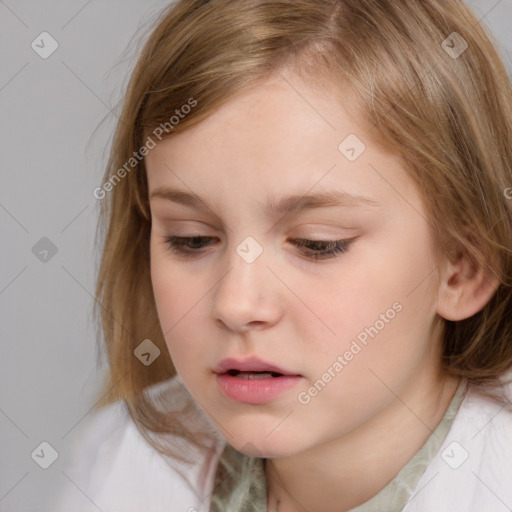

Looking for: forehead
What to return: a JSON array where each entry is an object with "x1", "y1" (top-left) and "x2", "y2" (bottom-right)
[{"x1": 145, "y1": 71, "x2": 418, "y2": 215}]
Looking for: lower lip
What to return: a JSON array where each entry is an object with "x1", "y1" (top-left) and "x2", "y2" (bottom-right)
[{"x1": 215, "y1": 373, "x2": 302, "y2": 404}]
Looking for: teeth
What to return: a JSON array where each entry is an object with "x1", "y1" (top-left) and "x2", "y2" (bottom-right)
[{"x1": 236, "y1": 371, "x2": 276, "y2": 379}]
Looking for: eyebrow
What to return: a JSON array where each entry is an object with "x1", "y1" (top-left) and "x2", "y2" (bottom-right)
[{"x1": 149, "y1": 186, "x2": 381, "y2": 217}]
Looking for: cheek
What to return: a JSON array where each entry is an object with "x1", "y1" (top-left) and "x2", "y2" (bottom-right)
[
  {"x1": 316, "y1": 257, "x2": 432, "y2": 331},
  {"x1": 150, "y1": 252, "x2": 182, "y2": 329},
  {"x1": 305, "y1": 224, "x2": 439, "y2": 372},
  {"x1": 149, "y1": 245, "x2": 206, "y2": 370}
]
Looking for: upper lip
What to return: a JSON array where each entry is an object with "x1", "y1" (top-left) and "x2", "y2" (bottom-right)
[{"x1": 213, "y1": 356, "x2": 300, "y2": 376}]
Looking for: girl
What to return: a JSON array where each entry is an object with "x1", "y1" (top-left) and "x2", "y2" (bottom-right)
[{"x1": 56, "y1": 1, "x2": 512, "y2": 511}]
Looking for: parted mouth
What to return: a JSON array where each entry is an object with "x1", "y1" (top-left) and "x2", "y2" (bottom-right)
[
  {"x1": 213, "y1": 356, "x2": 300, "y2": 377},
  {"x1": 225, "y1": 369, "x2": 285, "y2": 378}
]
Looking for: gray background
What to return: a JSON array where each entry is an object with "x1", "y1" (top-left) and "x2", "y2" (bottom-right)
[{"x1": 1, "y1": 1, "x2": 511, "y2": 510}]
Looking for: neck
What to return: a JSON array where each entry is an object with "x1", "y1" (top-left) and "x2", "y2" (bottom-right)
[{"x1": 264, "y1": 371, "x2": 461, "y2": 512}]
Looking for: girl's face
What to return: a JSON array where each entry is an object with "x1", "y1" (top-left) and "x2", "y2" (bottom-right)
[{"x1": 146, "y1": 71, "x2": 447, "y2": 457}]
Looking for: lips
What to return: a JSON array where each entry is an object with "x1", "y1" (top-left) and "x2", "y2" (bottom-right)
[
  {"x1": 214, "y1": 356, "x2": 302, "y2": 404},
  {"x1": 213, "y1": 356, "x2": 300, "y2": 377}
]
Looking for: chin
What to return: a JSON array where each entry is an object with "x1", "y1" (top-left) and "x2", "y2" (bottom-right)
[
  {"x1": 234, "y1": 442, "x2": 295, "y2": 458},
  {"x1": 225, "y1": 425, "x2": 307, "y2": 459}
]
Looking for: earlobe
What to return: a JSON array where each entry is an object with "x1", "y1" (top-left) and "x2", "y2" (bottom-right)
[{"x1": 436, "y1": 254, "x2": 500, "y2": 322}]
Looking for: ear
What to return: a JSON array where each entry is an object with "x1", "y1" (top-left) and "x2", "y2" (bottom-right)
[{"x1": 436, "y1": 251, "x2": 500, "y2": 321}]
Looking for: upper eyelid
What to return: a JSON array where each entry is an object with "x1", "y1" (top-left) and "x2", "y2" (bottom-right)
[
  {"x1": 156, "y1": 221, "x2": 359, "y2": 236},
  {"x1": 151, "y1": 207, "x2": 365, "y2": 231},
  {"x1": 166, "y1": 235, "x2": 350, "y2": 242}
]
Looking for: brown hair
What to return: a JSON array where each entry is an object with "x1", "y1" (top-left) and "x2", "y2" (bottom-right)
[{"x1": 92, "y1": 0, "x2": 512, "y2": 461}]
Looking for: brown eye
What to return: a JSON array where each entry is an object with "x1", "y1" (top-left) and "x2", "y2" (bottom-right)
[
  {"x1": 163, "y1": 236, "x2": 215, "y2": 255},
  {"x1": 290, "y1": 238, "x2": 354, "y2": 261},
  {"x1": 162, "y1": 235, "x2": 355, "y2": 261}
]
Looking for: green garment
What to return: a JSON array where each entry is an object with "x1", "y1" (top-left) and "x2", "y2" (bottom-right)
[{"x1": 210, "y1": 378, "x2": 468, "y2": 512}]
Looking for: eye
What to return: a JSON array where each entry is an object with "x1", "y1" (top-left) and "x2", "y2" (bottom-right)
[
  {"x1": 163, "y1": 236, "x2": 215, "y2": 255},
  {"x1": 163, "y1": 235, "x2": 355, "y2": 261},
  {"x1": 290, "y1": 238, "x2": 354, "y2": 260}
]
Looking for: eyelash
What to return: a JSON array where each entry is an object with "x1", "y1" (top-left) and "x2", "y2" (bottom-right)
[{"x1": 162, "y1": 236, "x2": 354, "y2": 261}]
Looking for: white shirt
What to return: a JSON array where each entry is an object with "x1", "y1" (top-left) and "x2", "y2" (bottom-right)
[{"x1": 53, "y1": 374, "x2": 512, "y2": 512}]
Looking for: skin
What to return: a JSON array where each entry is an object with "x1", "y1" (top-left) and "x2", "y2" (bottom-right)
[{"x1": 146, "y1": 67, "x2": 498, "y2": 512}]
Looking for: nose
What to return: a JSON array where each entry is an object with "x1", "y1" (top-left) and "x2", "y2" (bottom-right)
[{"x1": 211, "y1": 241, "x2": 283, "y2": 332}]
